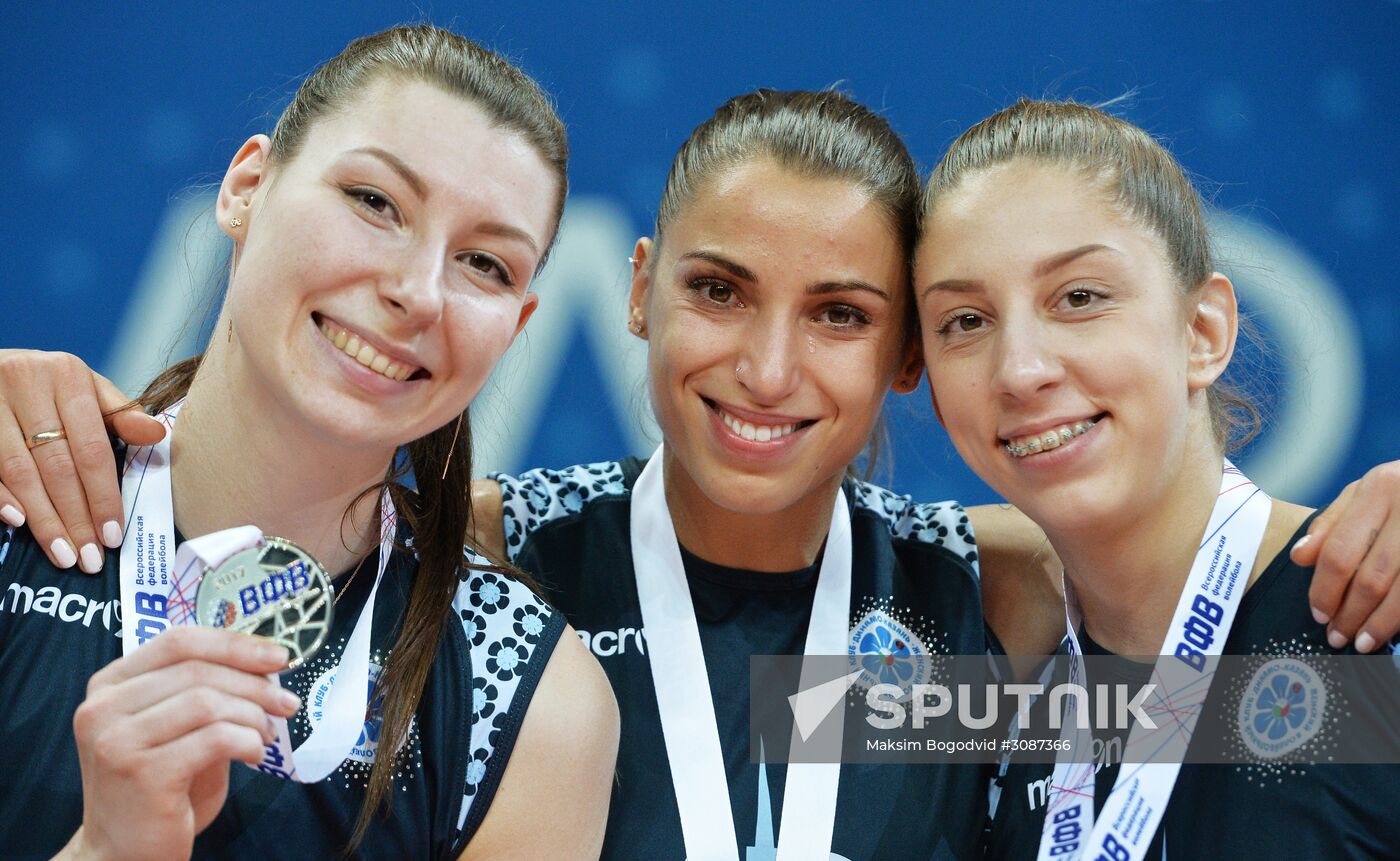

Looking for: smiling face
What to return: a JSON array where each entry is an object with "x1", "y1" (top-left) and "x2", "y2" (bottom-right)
[
  {"x1": 916, "y1": 161, "x2": 1224, "y2": 537},
  {"x1": 633, "y1": 158, "x2": 919, "y2": 517},
  {"x1": 214, "y1": 76, "x2": 555, "y2": 452}
]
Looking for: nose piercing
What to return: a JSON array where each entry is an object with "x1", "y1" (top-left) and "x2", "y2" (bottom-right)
[{"x1": 735, "y1": 362, "x2": 746, "y2": 380}]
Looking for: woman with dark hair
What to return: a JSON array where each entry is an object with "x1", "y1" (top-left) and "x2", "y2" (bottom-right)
[{"x1": 0, "y1": 24, "x2": 617, "y2": 861}]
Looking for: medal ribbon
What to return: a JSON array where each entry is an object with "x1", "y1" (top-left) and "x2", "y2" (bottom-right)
[
  {"x1": 120, "y1": 400, "x2": 396, "y2": 783},
  {"x1": 630, "y1": 445, "x2": 850, "y2": 860},
  {"x1": 1034, "y1": 461, "x2": 1271, "y2": 861}
]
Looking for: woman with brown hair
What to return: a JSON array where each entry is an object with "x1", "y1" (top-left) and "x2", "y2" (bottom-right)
[{"x1": 917, "y1": 98, "x2": 1400, "y2": 859}]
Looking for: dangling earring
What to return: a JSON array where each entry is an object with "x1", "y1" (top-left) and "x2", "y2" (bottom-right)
[
  {"x1": 226, "y1": 318, "x2": 232, "y2": 343},
  {"x1": 441, "y1": 411, "x2": 466, "y2": 480}
]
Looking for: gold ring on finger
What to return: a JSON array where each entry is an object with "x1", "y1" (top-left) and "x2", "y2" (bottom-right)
[{"x1": 26, "y1": 429, "x2": 67, "y2": 450}]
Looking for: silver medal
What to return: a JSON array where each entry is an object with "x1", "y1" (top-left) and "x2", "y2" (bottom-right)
[{"x1": 195, "y1": 536, "x2": 333, "y2": 668}]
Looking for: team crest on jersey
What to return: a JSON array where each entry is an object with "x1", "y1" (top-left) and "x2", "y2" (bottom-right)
[
  {"x1": 1237, "y1": 657, "x2": 1328, "y2": 759},
  {"x1": 308, "y1": 661, "x2": 398, "y2": 764},
  {"x1": 848, "y1": 608, "x2": 930, "y2": 695}
]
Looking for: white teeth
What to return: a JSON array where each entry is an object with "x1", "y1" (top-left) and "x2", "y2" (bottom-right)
[
  {"x1": 717, "y1": 407, "x2": 801, "y2": 442},
  {"x1": 317, "y1": 318, "x2": 418, "y2": 382},
  {"x1": 1005, "y1": 417, "x2": 1097, "y2": 458}
]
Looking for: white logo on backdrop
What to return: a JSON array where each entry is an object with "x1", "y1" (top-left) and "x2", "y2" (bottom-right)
[{"x1": 107, "y1": 203, "x2": 1361, "y2": 498}]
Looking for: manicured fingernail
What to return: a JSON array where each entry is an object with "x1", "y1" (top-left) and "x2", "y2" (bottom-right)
[
  {"x1": 79, "y1": 543, "x2": 103, "y2": 574},
  {"x1": 0, "y1": 505, "x2": 23, "y2": 527},
  {"x1": 1327, "y1": 629, "x2": 1348, "y2": 650},
  {"x1": 50, "y1": 538, "x2": 77, "y2": 569},
  {"x1": 1355, "y1": 632, "x2": 1376, "y2": 654},
  {"x1": 278, "y1": 689, "x2": 302, "y2": 713},
  {"x1": 1292, "y1": 534, "x2": 1312, "y2": 553},
  {"x1": 102, "y1": 520, "x2": 123, "y2": 548},
  {"x1": 1311, "y1": 606, "x2": 1330, "y2": 625}
]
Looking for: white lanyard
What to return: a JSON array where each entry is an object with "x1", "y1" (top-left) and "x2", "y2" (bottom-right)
[
  {"x1": 630, "y1": 446, "x2": 850, "y2": 861},
  {"x1": 120, "y1": 400, "x2": 395, "y2": 783},
  {"x1": 1036, "y1": 461, "x2": 1271, "y2": 861}
]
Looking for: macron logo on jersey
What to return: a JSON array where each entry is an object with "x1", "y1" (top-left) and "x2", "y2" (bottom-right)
[
  {"x1": 1024, "y1": 735, "x2": 1124, "y2": 811},
  {"x1": 576, "y1": 626, "x2": 647, "y2": 658},
  {"x1": 1, "y1": 581, "x2": 122, "y2": 637}
]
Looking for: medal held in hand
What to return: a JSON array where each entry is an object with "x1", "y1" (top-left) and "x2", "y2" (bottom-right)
[{"x1": 194, "y1": 537, "x2": 334, "y2": 669}]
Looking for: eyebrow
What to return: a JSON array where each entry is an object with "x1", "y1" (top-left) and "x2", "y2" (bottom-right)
[
  {"x1": 1033, "y1": 243, "x2": 1117, "y2": 277},
  {"x1": 919, "y1": 243, "x2": 1120, "y2": 300},
  {"x1": 348, "y1": 146, "x2": 540, "y2": 256},
  {"x1": 809, "y1": 280, "x2": 890, "y2": 301},
  {"x1": 679, "y1": 250, "x2": 889, "y2": 301},
  {"x1": 679, "y1": 250, "x2": 755, "y2": 282},
  {"x1": 349, "y1": 146, "x2": 427, "y2": 199}
]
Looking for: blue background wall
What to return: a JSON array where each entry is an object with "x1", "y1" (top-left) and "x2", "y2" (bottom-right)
[{"x1": 3, "y1": 2, "x2": 1396, "y2": 507}]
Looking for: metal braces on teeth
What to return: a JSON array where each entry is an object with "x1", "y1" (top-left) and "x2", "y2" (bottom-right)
[{"x1": 1005, "y1": 417, "x2": 1097, "y2": 457}]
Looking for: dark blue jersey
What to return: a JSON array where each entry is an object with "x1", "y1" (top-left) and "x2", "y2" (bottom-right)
[
  {"x1": 0, "y1": 499, "x2": 562, "y2": 859},
  {"x1": 986, "y1": 515, "x2": 1400, "y2": 860},
  {"x1": 495, "y1": 457, "x2": 993, "y2": 860}
]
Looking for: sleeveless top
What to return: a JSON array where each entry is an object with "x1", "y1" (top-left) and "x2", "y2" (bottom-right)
[
  {"x1": 985, "y1": 515, "x2": 1400, "y2": 860},
  {"x1": 494, "y1": 457, "x2": 994, "y2": 860},
  {"x1": 0, "y1": 488, "x2": 562, "y2": 860}
]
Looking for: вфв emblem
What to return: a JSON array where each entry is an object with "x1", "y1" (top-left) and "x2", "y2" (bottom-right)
[{"x1": 194, "y1": 537, "x2": 334, "y2": 668}]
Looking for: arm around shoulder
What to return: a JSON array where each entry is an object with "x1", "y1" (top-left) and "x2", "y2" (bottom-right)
[
  {"x1": 967, "y1": 504, "x2": 1066, "y2": 659},
  {"x1": 469, "y1": 478, "x2": 508, "y2": 562},
  {"x1": 459, "y1": 625, "x2": 619, "y2": 861}
]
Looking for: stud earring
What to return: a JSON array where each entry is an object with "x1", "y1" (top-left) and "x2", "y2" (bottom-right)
[
  {"x1": 628, "y1": 318, "x2": 645, "y2": 335},
  {"x1": 229, "y1": 216, "x2": 243, "y2": 229}
]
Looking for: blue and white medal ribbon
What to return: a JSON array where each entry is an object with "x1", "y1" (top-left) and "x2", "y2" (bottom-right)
[
  {"x1": 630, "y1": 445, "x2": 851, "y2": 861},
  {"x1": 120, "y1": 400, "x2": 395, "y2": 783},
  {"x1": 1035, "y1": 461, "x2": 1271, "y2": 861}
]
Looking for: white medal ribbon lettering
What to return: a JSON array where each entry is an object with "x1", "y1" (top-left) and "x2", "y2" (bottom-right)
[
  {"x1": 120, "y1": 400, "x2": 395, "y2": 783},
  {"x1": 1035, "y1": 461, "x2": 1271, "y2": 861},
  {"x1": 630, "y1": 445, "x2": 850, "y2": 861}
]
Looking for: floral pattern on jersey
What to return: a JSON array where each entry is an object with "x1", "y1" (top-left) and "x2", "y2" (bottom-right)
[
  {"x1": 452, "y1": 549, "x2": 556, "y2": 832},
  {"x1": 850, "y1": 480, "x2": 979, "y2": 570},
  {"x1": 459, "y1": 607, "x2": 489, "y2": 647},
  {"x1": 492, "y1": 462, "x2": 627, "y2": 563},
  {"x1": 472, "y1": 677, "x2": 498, "y2": 722},
  {"x1": 486, "y1": 637, "x2": 529, "y2": 681},
  {"x1": 513, "y1": 603, "x2": 548, "y2": 642},
  {"x1": 468, "y1": 570, "x2": 510, "y2": 613}
]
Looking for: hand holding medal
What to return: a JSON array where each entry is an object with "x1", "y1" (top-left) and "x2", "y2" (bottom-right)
[
  {"x1": 120, "y1": 402, "x2": 395, "y2": 785},
  {"x1": 64, "y1": 626, "x2": 301, "y2": 861},
  {"x1": 176, "y1": 534, "x2": 335, "y2": 670}
]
